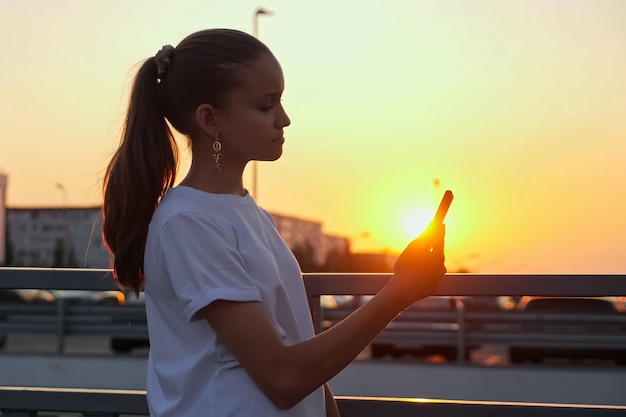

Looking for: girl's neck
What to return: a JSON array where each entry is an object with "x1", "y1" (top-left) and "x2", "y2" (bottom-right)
[{"x1": 180, "y1": 163, "x2": 247, "y2": 196}]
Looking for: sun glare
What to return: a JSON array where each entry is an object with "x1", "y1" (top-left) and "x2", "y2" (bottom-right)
[{"x1": 403, "y1": 208, "x2": 433, "y2": 240}]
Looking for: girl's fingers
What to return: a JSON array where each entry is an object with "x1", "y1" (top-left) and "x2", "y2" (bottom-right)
[{"x1": 430, "y1": 223, "x2": 445, "y2": 255}]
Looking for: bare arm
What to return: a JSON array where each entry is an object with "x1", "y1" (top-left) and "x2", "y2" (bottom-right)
[{"x1": 200, "y1": 225, "x2": 445, "y2": 409}]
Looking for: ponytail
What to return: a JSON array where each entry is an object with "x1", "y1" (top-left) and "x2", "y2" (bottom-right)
[
  {"x1": 102, "y1": 29, "x2": 271, "y2": 295},
  {"x1": 102, "y1": 59, "x2": 178, "y2": 295}
]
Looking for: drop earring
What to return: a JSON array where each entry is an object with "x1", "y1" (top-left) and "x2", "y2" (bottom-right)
[{"x1": 212, "y1": 134, "x2": 222, "y2": 172}]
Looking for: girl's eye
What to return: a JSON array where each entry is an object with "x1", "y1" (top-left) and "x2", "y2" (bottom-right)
[{"x1": 258, "y1": 96, "x2": 282, "y2": 111}]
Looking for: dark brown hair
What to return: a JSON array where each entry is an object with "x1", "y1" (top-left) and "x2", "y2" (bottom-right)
[{"x1": 102, "y1": 29, "x2": 271, "y2": 295}]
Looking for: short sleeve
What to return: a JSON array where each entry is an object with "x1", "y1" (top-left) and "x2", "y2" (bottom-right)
[{"x1": 156, "y1": 210, "x2": 261, "y2": 322}]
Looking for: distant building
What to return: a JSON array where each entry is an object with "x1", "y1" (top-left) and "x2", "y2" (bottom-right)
[
  {"x1": 342, "y1": 252, "x2": 396, "y2": 273},
  {"x1": 0, "y1": 172, "x2": 7, "y2": 265},
  {"x1": 271, "y1": 212, "x2": 349, "y2": 267},
  {"x1": 6, "y1": 206, "x2": 109, "y2": 268},
  {"x1": 5, "y1": 205, "x2": 349, "y2": 270}
]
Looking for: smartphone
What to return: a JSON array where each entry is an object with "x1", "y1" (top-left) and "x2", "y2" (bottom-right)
[{"x1": 433, "y1": 190, "x2": 454, "y2": 224}]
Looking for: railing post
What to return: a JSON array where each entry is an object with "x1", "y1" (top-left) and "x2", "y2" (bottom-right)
[
  {"x1": 304, "y1": 274, "x2": 325, "y2": 334},
  {"x1": 56, "y1": 298, "x2": 67, "y2": 353},
  {"x1": 454, "y1": 297, "x2": 467, "y2": 364}
]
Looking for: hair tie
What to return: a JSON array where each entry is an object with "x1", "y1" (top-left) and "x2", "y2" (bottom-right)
[{"x1": 155, "y1": 45, "x2": 175, "y2": 80}]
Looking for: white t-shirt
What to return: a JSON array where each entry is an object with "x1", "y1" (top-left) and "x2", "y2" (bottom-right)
[{"x1": 143, "y1": 186, "x2": 325, "y2": 417}]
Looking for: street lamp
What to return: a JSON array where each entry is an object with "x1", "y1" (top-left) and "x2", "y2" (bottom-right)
[
  {"x1": 55, "y1": 182, "x2": 69, "y2": 266},
  {"x1": 252, "y1": 7, "x2": 274, "y2": 37},
  {"x1": 251, "y1": 6, "x2": 274, "y2": 200}
]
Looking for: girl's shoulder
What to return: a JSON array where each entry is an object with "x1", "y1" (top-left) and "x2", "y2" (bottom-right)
[
  {"x1": 152, "y1": 186, "x2": 261, "y2": 230},
  {"x1": 159, "y1": 186, "x2": 251, "y2": 210}
]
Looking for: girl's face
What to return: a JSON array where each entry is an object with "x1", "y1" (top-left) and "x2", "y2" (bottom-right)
[{"x1": 213, "y1": 53, "x2": 291, "y2": 169}]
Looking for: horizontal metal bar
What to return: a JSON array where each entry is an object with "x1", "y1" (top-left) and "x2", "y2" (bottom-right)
[
  {"x1": 337, "y1": 396, "x2": 626, "y2": 416},
  {"x1": 303, "y1": 273, "x2": 626, "y2": 297},
  {"x1": 2, "y1": 268, "x2": 626, "y2": 296},
  {"x1": 0, "y1": 268, "x2": 116, "y2": 290},
  {"x1": 0, "y1": 387, "x2": 149, "y2": 415},
  {"x1": 1, "y1": 387, "x2": 625, "y2": 417}
]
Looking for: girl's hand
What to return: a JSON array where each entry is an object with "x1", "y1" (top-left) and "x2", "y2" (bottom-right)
[{"x1": 389, "y1": 223, "x2": 447, "y2": 307}]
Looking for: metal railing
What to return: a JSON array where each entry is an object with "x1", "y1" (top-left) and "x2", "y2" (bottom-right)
[
  {"x1": 1, "y1": 268, "x2": 626, "y2": 416},
  {"x1": 0, "y1": 300, "x2": 147, "y2": 353},
  {"x1": 2, "y1": 271, "x2": 626, "y2": 359},
  {"x1": 2, "y1": 386, "x2": 626, "y2": 417}
]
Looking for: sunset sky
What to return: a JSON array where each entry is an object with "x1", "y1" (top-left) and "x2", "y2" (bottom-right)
[{"x1": 1, "y1": 0, "x2": 625, "y2": 274}]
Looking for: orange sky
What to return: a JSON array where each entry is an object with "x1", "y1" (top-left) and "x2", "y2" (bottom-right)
[{"x1": 1, "y1": 0, "x2": 625, "y2": 274}]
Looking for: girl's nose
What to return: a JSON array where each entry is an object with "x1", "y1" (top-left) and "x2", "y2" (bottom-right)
[{"x1": 278, "y1": 104, "x2": 291, "y2": 128}]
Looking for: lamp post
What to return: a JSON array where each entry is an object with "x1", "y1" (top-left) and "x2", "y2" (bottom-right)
[
  {"x1": 253, "y1": 7, "x2": 273, "y2": 38},
  {"x1": 55, "y1": 182, "x2": 67, "y2": 207},
  {"x1": 54, "y1": 182, "x2": 68, "y2": 266},
  {"x1": 251, "y1": 6, "x2": 274, "y2": 200}
]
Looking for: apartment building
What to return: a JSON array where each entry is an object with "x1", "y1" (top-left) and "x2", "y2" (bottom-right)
[
  {"x1": 6, "y1": 206, "x2": 109, "y2": 268},
  {"x1": 271, "y1": 212, "x2": 349, "y2": 267},
  {"x1": 5, "y1": 205, "x2": 349, "y2": 270}
]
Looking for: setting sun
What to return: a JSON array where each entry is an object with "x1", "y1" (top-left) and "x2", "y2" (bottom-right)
[{"x1": 403, "y1": 209, "x2": 434, "y2": 240}]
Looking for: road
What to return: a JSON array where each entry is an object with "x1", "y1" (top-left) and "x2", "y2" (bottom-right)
[
  {"x1": 2, "y1": 334, "x2": 149, "y2": 356},
  {"x1": 1, "y1": 334, "x2": 626, "y2": 406}
]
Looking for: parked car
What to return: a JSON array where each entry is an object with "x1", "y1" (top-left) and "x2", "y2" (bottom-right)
[
  {"x1": 509, "y1": 296, "x2": 626, "y2": 365},
  {"x1": 51, "y1": 290, "x2": 125, "y2": 305},
  {"x1": 15, "y1": 289, "x2": 55, "y2": 303},
  {"x1": 464, "y1": 296, "x2": 517, "y2": 312},
  {"x1": 0, "y1": 289, "x2": 55, "y2": 348},
  {"x1": 0, "y1": 289, "x2": 26, "y2": 303}
]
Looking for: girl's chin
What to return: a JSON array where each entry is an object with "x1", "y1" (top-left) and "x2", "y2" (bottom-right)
[
  {"x1": 268, "y1": 151, "x2": 283, "y2": 161},
  {"x1": 259, "y1": 148, "x2": 284, "y2": 162},
  {"x1": 250, "y1": 155, "x2": 283, "y2": 164}
]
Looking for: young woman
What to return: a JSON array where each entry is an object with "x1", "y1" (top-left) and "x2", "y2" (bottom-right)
[{"x1": 102, "y1": 28, "x2": 446, "y2": 417}]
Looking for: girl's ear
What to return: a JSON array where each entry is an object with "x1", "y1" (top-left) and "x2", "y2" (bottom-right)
[{"x1": 194, "y1": 104, "x2": 218, "y2": 137}]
